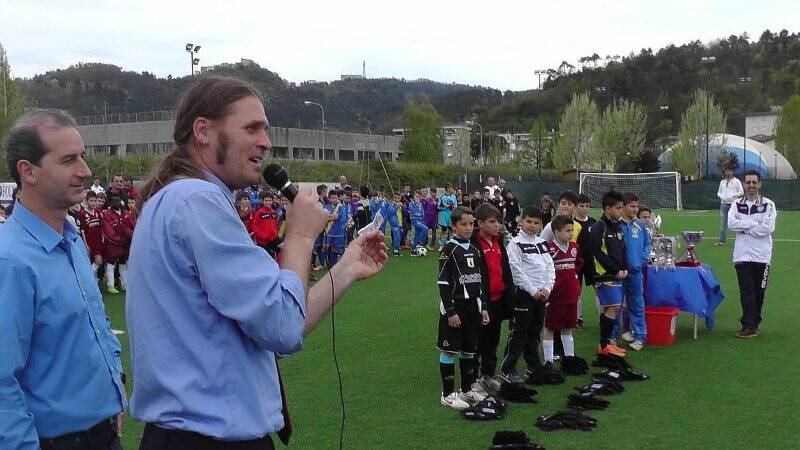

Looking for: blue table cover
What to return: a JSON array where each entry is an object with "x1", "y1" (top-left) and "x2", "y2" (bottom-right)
[{"x1": 644, "y1": 264, "x2": 725, "y2": 329}]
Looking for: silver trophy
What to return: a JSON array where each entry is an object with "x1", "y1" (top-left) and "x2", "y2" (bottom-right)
[
  {"x1": 679, "y1": 231, "x2": 704, "y2": 267},
  {"x1": 652, "y1": 236, "x2": 677, "y2": 270}
]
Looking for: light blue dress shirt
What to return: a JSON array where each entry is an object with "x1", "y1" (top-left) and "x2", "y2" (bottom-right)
[
  {"x1": 126, "y1": 172, "x2": 306, "y2": 440},
  {"x1": 0, "y1": 202, "x2": 126, "y2": 449}
]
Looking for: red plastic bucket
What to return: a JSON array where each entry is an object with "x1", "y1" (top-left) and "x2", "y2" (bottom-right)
[{"x1": 645, "y1": 306, "x2": 680, "y2": 346}]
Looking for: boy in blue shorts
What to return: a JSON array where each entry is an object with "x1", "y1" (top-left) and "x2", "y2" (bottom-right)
[
  {"x1": 586, "y1": 190, "x2": 629, "y2": 357},
  {"x1": 324, "y1": 190, "x2": 349, "y2": 267},
  {"x1": 387, "y1": 193, "x2": 403, "y2": 256},
  {"x1": 408, "y1": 191, "x2": 429, "y2": 254},
  {"x1": 437, "y1": 184, "x2": 457, "y2": 251}
]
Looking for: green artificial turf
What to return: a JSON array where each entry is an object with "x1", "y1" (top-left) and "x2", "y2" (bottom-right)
[{"x1": 104, "y1": 209, "x2": 800, "y2": 449}]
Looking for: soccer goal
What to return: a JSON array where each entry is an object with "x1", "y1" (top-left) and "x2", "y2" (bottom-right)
[{"x1": 578, "y1": 172, "x2": 682, "y2": 210}]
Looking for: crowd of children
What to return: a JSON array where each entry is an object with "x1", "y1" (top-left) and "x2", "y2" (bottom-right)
[{"x1": 435, "y1": 188, "x2": 654, "y2": 411}]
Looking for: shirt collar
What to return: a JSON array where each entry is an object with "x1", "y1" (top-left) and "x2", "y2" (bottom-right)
[
  {"x1": 11, "y1": 200, "x2": 79, "y2": 252},
  {"x1": 202, "y1": 170, "x2": 236, "y2": 206}
]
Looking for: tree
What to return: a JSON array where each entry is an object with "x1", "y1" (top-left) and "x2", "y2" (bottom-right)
[
  {"x1": 400, "y1": 99, "x2": 443, "y2": 164},
  {"x1": 671, "y1": 89, "x2": 726, "y2": 178},
  {"x1": 716, "y1": 151, "x2": 740, "y2": 173},
  {"x1": 552, "y1": 92, "x2": 599, "y2": 173},
  {"x1": 775, "y1": 94, "x2": 800, "y2": 173},
  {"x1": 595, "y1": 99, "x2": 647, "y2": 172},
  {"x1": 0, "y1": 42, "x2": 26, "y2": 182},
  {"x1": 634, "y1": 149, "x2": 661, "y2": 172}
]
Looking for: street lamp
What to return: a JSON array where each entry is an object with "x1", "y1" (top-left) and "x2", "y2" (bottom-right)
[
  {"x1": 700, "y1": 56, "x2": 716, "y2": 178},
  {"x1": 739, "y1": 76, "x2": 752, "y2": 175},
  {"x1": 534, "y1": 69, "x2": 547, "y2": 90},
  {"x1": 465, "y1": 120, "x2": 483, "y2": 168},
  {"x1": 304, "y1": 101, "x2": 325, "y2": 161},
  {"x1": 186, "y1": 43, "x2": 201, "y2": 75}
]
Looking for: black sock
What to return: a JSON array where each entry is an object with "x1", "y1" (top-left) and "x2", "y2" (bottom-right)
[
  {"x1": 460, "y1": 357, "x2": 477, "y2": 392},
  {"x1": 599, "y1": 314, "x2": 615, "y2": 347},
  {"x1": 440, "y1": 362, "x2": 456, "y2": 395}
]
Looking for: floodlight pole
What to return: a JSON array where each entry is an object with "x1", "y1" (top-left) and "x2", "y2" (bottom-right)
[{"x1": 304, "y1": 101, "x2": 325, "y2": 160}]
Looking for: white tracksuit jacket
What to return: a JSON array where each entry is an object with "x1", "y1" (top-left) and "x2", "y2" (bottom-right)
[{"x1": 506, "y1": 230, "x2": 555, "y2": 297}]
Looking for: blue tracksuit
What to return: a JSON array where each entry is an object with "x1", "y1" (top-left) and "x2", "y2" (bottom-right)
[
  {"x1": 370, "y1": 198, "x2": 389, "y2": 233},
  {"x1": 408, "y1": 201, "x2": 428, "y2": 249},
  {"x1": 614, "y1": 218, "x2": 651, "y2": 342},
  {"x1": 386, "y1": 202, "x2": 402, "y2": 252},
  {"x1": 324, "y1": 203, "x2": 349, "y2": 267}
]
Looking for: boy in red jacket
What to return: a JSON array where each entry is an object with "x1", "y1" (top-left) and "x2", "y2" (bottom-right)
[
  {"x1": 79, "y1": 191, "x2": 105, "y2": 276},
  {"x1": 250, "y1": 191, "x2": 281, "y2": 258},
  {"x1": 102, "y1": 194, "x2": 134, "y2": 294}
]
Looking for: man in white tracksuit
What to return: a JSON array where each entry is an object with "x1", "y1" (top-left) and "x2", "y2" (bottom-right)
[
  {"x1": 717, "y1": 167, "x2": 744, "y2": 245},
  {"x1": 727, "y1": 170, "x2": 776, "y2": 339}
]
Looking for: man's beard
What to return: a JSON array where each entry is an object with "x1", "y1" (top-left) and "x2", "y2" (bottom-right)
[{"x1": 215, "y1": 130, "x2": 230, "y2": 165}]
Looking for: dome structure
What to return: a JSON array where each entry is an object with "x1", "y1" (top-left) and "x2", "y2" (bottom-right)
[{"x1": 659, "y1": 133, "x2": 796, "y2": 180}]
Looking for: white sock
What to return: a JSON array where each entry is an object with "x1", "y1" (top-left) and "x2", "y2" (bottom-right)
[
  {"x1": 91, "y1": 263, "x2": 99, "y2": 275},
  {"x1": 105, "y1": 263, "x2": 116, "y2": 288},
  {"x1": 119, "y1": 264, "x2": 128, "y2": 288},
  {"x1": 543, "y1": 339, "x2": 554, "y2": 363},
  {"x1": 562, "y1": 334, "x2": 575, "y2": 357}
]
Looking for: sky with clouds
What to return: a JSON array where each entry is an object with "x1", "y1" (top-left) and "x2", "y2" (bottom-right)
[{"x1": 1, "y1": 0, "x2": 798, "y2": 91}]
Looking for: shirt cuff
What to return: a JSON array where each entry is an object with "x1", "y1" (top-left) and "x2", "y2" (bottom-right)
[{"x1": 279, "y1": 269, "x2": 307, "y2": 317}]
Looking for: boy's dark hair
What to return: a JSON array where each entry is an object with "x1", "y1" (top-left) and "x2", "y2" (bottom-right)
[
  {"x1": 86, "y1": 191, "x2": 98, "y2": 199},
  {"x1": 360, "y1": 186, "x2": 370, "y2": 197},
  {"x1": 378, "y1": 185, "x2": 385, "y2": 193},
  {"x1": 521, "y1": 206, "x2": 543, "y2": 220},
  {"x1": 344, "y1": 185, "x2": 353, "y2": 193},
  {"x1": 475, "y1": 202, "x2": 502, "y2": 222},
  {"x1": 576, "y1": 193, "x2": 590, "y2": 204},
  {"x1": 602, "y1": 190, "x2": 624, "y2": 209},
  {"x1": 744, "y1": 169, "x2": 760, "y2": 180},
  {"x1": 558, "y1": 190, "x2": 578, "y2": 204},
  {"x1": 445, "y1": 184, "x2": 453, "y2": 189},
  {"x1": 637, "y1": 207, "x2": 652, "y2": 217},
  {"x1": 622, "y1": 192, "x2": 639, "y2": 204},
  {"x1": 451, "y1": 206, "x2": 474, "y2": 224},
  {"x1": 551, "y1": 215, "x2": 574, "y2": 232},
  {"x1": 259, "y1": 191, "x2": 274, "y2": 200},
  {"x1": 236, "y1": 192, "x2": 249, "y2": 203},
  {"x1": 482, "y1": 188, "x2": 490, "y2": 193},
  {"x1": 316, "y1": 184, "x2": 328, "y2": 195}
]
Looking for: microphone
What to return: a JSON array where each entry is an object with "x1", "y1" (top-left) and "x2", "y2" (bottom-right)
[{"x1": 263, "y1": 164, "x2": 298, "y2": 203}]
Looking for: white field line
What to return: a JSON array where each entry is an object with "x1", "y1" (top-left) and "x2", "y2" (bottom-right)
[{"x1": 701, "y1": 236, "x2": 800, "y2": 243}]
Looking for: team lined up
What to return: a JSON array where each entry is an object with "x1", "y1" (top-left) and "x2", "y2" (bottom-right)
[{"x1": 434, "y1": 190, "x2": 654, "y2": 410}]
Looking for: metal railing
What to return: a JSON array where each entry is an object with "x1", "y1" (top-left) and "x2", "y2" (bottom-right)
[{"x1": 75, "y1": 110, "x2": 177, "y2": 126}]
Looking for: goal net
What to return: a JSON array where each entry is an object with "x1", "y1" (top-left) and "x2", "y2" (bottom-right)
[{"x1": 579, "y1": 172, "x2": 682, "y2": 210}]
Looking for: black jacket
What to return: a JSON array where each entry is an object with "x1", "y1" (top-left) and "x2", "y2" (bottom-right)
[
  {"x1": 585, "y1": 215, "x2": 628, "y2": 284},
  {"x1": 470, "y1": 230, "x2": 515, "y2": 320}
]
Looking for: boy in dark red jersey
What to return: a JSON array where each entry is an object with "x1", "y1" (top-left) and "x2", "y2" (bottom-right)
[
  {"x1": 102, "y1": 194, "x2": 134, "y2": 294},
  {"x1": 544, "y1": 216, "x2": 584, "y2": 369},
  {"x1": 79, "y1": 191, "x2": 104, "y2": 276},
  {"x1": 251, "y1": 191, "x2": 281, "y2": 259}
]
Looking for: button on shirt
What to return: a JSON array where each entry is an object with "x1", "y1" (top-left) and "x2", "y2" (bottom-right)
[
  {"x1": 0, "y1": 202, "x2": 125, "y2": 449},
  {"x1": 126, "y1": 172, "x2": 306, "y2": 440}
]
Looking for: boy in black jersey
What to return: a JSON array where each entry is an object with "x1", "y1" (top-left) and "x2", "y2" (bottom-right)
[{"x1": 437, "y1": 206, "x2": 490, "y2": 410}]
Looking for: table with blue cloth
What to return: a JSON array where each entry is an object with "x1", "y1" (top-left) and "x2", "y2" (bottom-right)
[{"x1": 644, "y1": 264, "x2": 725, "y2": 339}]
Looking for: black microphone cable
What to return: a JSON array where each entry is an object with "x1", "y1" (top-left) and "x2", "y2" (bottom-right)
[{"x1": 328, "y1": 269, "x2": 346, "y2": 450}]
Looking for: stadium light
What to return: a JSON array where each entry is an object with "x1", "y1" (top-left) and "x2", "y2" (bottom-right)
[
  {"x1": 185, "y1": 43, "x2": 193, "y2": 51},
  {"x1": 700, "y1": 55, "x2": 717, "y2": 178},
  {"x1": 186, "y1": 43, "x2": 201, "y2": 75},
  {"x1": 534, "y1": 69, "x2": 547, "y2": 90},
  {"x1": 303, "y1": 101, "x2": 325, "y2": 161},
  {"x1": 659, "y1": 105, "x2": 670, "y2": 111}
]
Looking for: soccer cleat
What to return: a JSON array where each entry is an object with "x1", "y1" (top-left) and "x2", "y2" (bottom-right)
[
  {"x1": 480, "y1": 375, "x2": 502, "y2": 392},
  {"x1": 621, "y1": 331, "x2": 635, "y2": 343},
  {"x1": 392, "y1": 250, "x2": 400, "y2": 256},
  {"x1": 715, "y1": 241, "x2": 725, "y2": 246},
  {"x1": 107, "y1": 287, "x2": 120, "y2": 294},
  {"x1": 629, "y1": 340, "x2": 644, "y2": 351},
  {"x1": 470, "y1": 381, "x2": 488, "y2": 396},
  {"x1": 606, "y1": 343, "x2": 627, "y2": 356},
  {"x1": 500, "y1": 370, "x2": 524, "y2": 385},
  {"x1": 458, "y1": 389, "x2": 486, "y2": 405},
  {"x1": 735, "y1": 327, "x2": 758, "y2": 339},
  {"x1": 441, "y1": 392, "x2": 470, "y2": 410},
  {"x1": 597, "y1": 344, "x2": 626, "y2": 357}
]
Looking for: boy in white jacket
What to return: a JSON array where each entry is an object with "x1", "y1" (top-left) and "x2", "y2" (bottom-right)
[{"x1": 500, "y1": 206, "x2": 555, "y2": 384}]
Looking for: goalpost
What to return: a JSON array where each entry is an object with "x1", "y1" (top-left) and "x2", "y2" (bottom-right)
[{"x1": 579, "y1": 172, "x2": 682, "y2": 210}]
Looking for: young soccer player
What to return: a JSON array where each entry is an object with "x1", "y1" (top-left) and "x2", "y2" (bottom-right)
[
  {"x1": 470, "y1": 203, "x2": 514, "y2": 393},
  {"x1": 324, "y1": 190, "x2": 349, "y2": 267},
  {"x1": 101, "y1": 194, "x2": 134, "y2": 294},
  {"x1": 386, "y1": 193, "x2": 403, "y2": 256},
  {"x1": 79, "y1": 191, "x2": 104, "y2": 276},
  {"x1": 586, "y1": 190, "x2": 629, "y2": 357},
  {"x1": 369, "y1": 186, "x2": 390, "y2": 234},
  {"x1": 614, "y1": 193, "x2": 651, "y2": 351},
  {"x1": 437, "y1": 184, "x2": 458, "y2": 251},
  {"x1": 503, "y1": 190, "x2": 520, "y2": 236},
  {"x1": 574, "y1": 193, "x2": 596, "y2": 327},
  {"x1": 251, "y1": 191, "x2": 281, "y2": 259},
  {"x1": 540, "y1": 190, "x2": 581, "y2": 242},
  {"x1": 437, "y1": 207, "x2": 490, "y2": 410},
  {"x1": 500, "y1": 207, "x2": 555, "y2": 383},
  {"x1": 545, "y1": 216, "x2": 584, "y2": 368},
  {"x1": 408, "y1": 191, "x2": 428, "y2": 254},
  {"x1": 423, "y1": 187, "x2": 439, "y2": 250}
]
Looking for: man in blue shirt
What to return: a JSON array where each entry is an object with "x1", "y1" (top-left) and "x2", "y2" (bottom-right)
[
  {"x1": 127, "y1": 76, "x2": 387, "y2": 449},
  {"x1": 0, "y1": 109, "x2": 126, "y2": 450}
]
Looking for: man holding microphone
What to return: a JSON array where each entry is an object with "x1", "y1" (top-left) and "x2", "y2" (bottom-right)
[{"x1": 126, "y1": 77, "x2": 387, "y2": 449}]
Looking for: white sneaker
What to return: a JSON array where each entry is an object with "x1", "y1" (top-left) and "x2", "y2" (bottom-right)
[
  {"x1": 481, "y1": 375, "x2": 502, "y2": 392},
  {"x1": 621, "y1": 332, "x2": 635, "y2": 343},
  {"x1": 441, "y1": 392, "x2": 470, "y2": 410},
  {"x1": 458, "y1": 390, "x2": 486, "y2": 405},
  {"x1": 629, "y1": 340, "x2": 644, "y2": 351}
]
